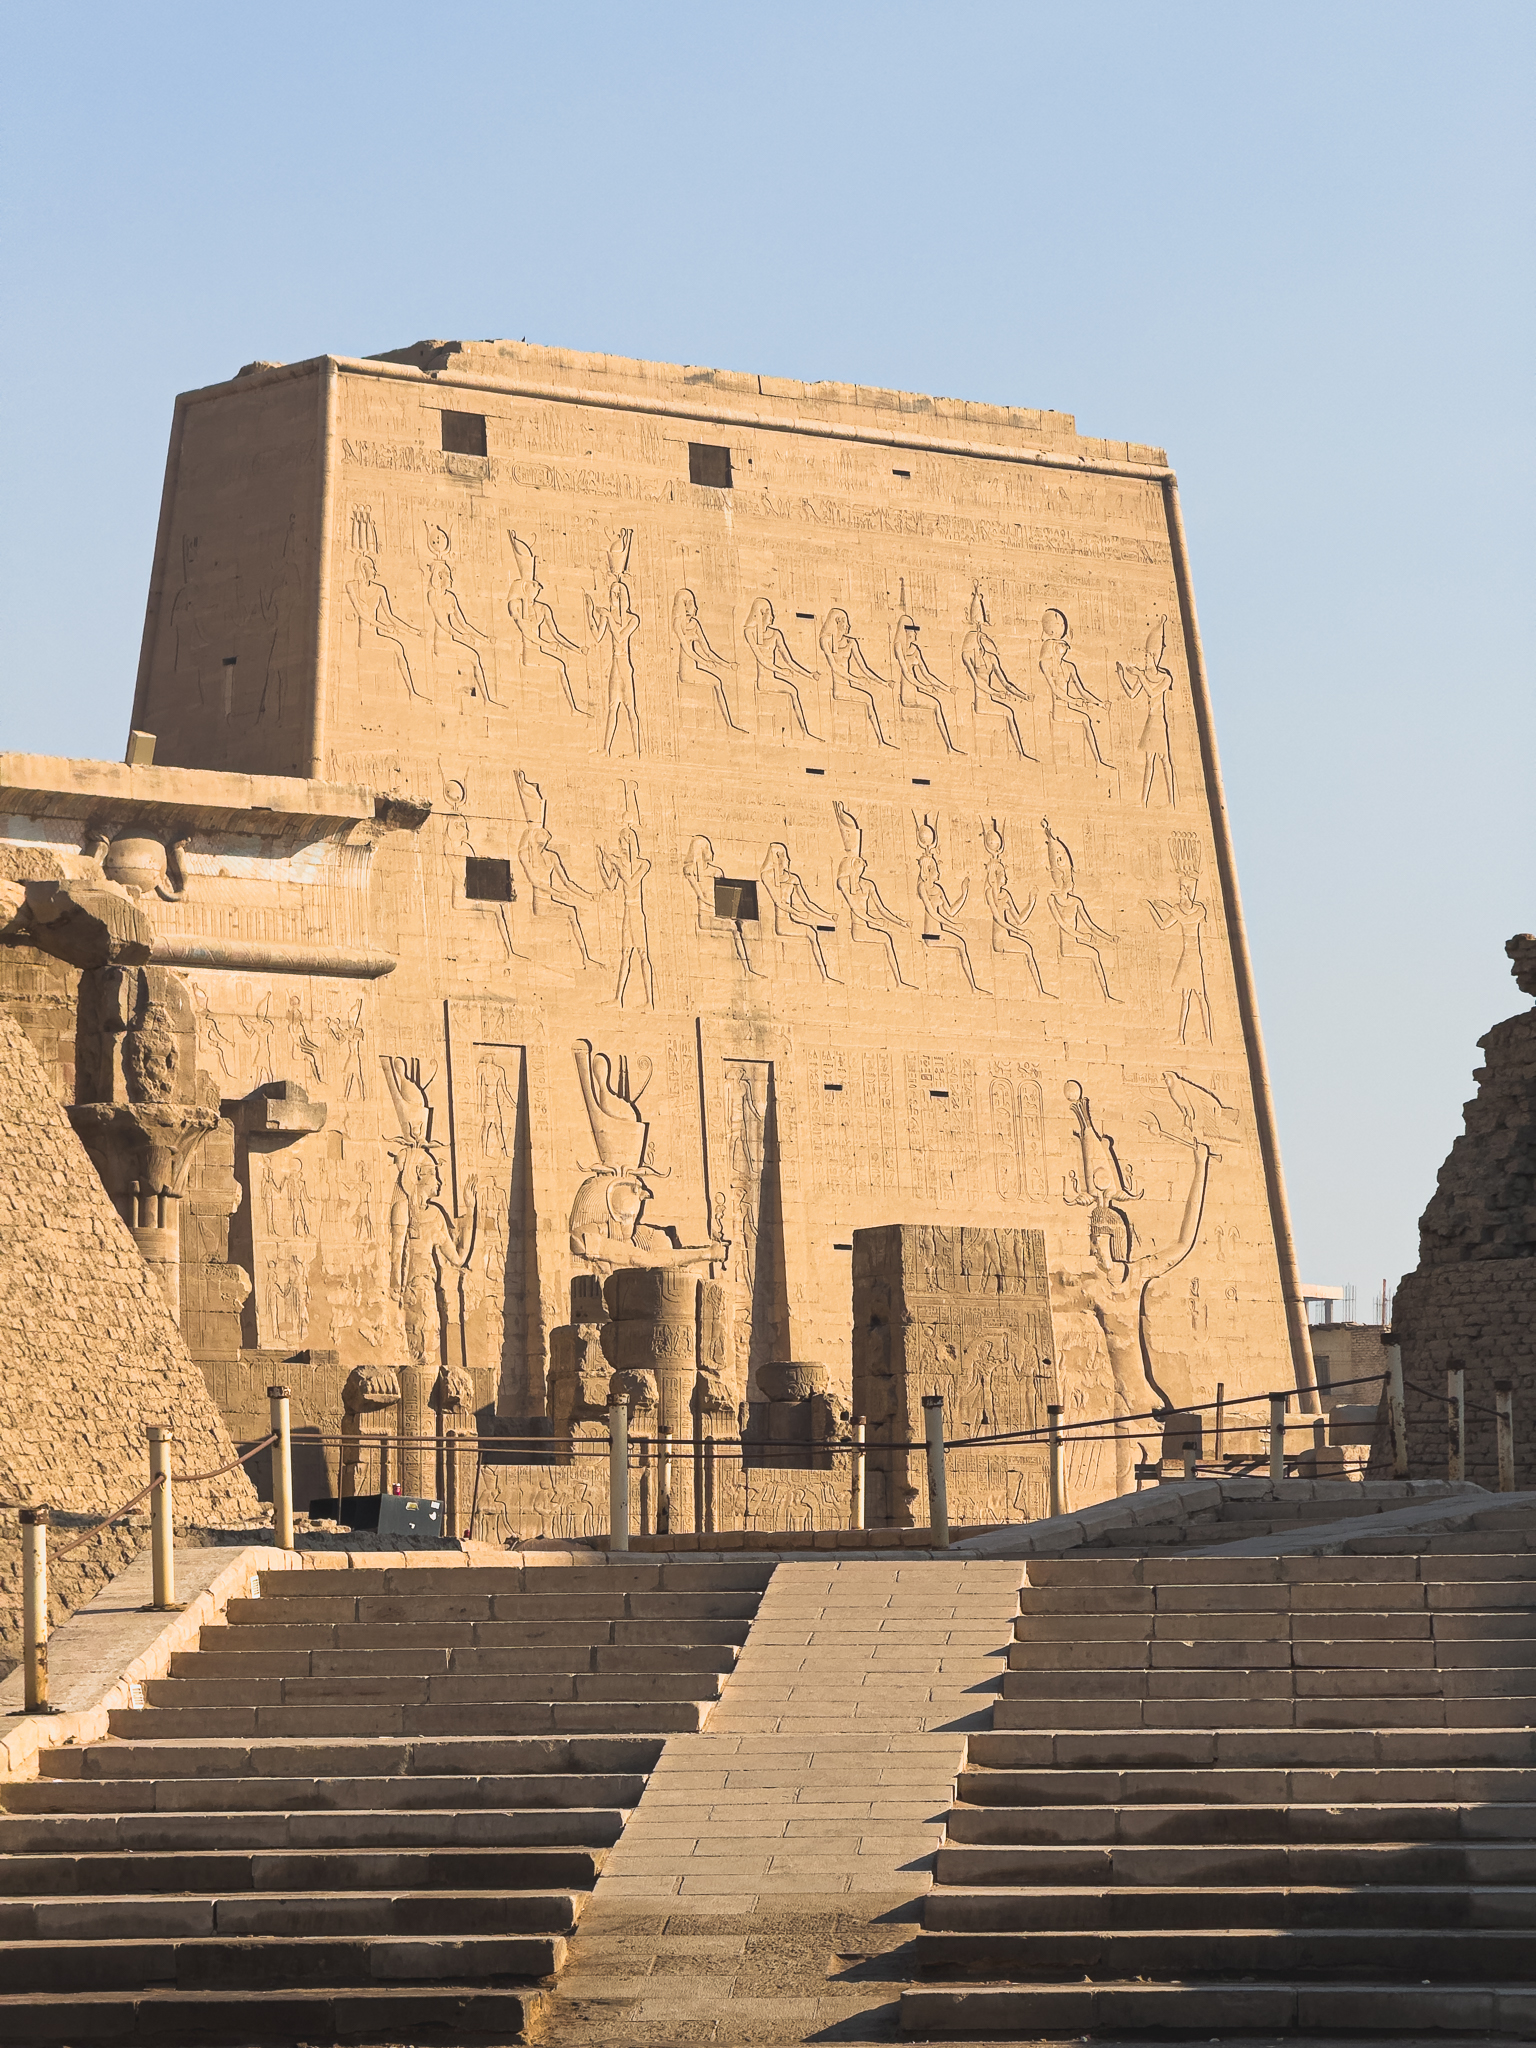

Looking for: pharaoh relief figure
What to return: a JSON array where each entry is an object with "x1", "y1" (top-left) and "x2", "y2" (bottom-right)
[
  {"x1": 1147, "y1": 832, "x2": 1213, "y2": 1043},
  {"x1": 380, "y1": 1055, "x2": 478, "y2": 1493},
  {"x1": 1041, "y1": 817, "x2": 1120, "y2": 1002},
  {"x1": 1117, "y1": 615, "x2": 1178, "y2": 807},
  {"x1": 1056, "y1": 1079, "x2": 1214, "y2": 1495},
  {"x1": 892, "y1": 583, "x2": 961, "y2": 753},
  {"x1": 673, "y1": 588, "x2": 746, "y2": 734},
  {"x1": 586, "y1": 529, "x2": 641, "y2": 756},
  {"x1": 1039, "y1": 608, "x2": 1114, "y2": 770},
  {"x1": 568, "y1": 1039, "x2": 728, "y2": 1277},
  {"x1": 507, "y1": 530, "x2": 588, "y2": 717},
  {"x1": 962, "y1": 588, "x2": 1035, "y2": 759}
]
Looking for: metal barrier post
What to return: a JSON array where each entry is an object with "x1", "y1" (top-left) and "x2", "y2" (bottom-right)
[
  {"x1": 922, "y1": 1395, "x2": 949, "y2": 1550},
  {"x1": 444, "y1": 1427, "x2": 459, "y2": 1536},
  {"x1": 1047, "y1": 1405, "x2": 1064, "y2": 1518},
  {"x1": 20, "y1": 1507, "x2": 49, "y2": 1714},
  {"x1": 693, "y1": 1418, "x2": 705, "y2": 1538},
  {"x1": 1182, "y1": 1437, "x2": 1198, "y2": 1482},
  {"x1": 1313, "y1": 1415, "x2": 1328, "y2": 1468},
  {"x1": 1268, "y1": 1394, "x2": 1287, "y2": 1485},
  {"x1": 1388, "y1": 1350, "x2": 1409, "y2": 1478},
  {"x1": 267, "y1": 1384, "x2": 294, "y2": 1552},
  {"x1": 1447, "y1": 1365, "x2": 1465, "y2": 1483},
  {"x1": 607, "y1": 1399, "x2": 630, "y2": 1553},
  {"x1": 703, "y1": 1436, "x2": 716, "y2": 1535},
  {"x1": 147, "y1": 1426, "x2": 176, "y2": 1609},
  {"x1": 1496, "y1": 1379, "x2": 1515, "y2": 1493},
  {"x1": 657, "y1": 1424, "x2": 673, "y2": 1538},
  {"x1": 851, "y1": 1417, "x2": 866, "y2": 1532},
  {"x1": 1214, "y1": 1381, "x2": 1225, "y2": 1464}
]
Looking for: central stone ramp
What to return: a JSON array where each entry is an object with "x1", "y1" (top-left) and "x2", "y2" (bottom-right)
[
  {"x1": 0, "y1": 1556, "x2": 771, "y2": 2045},
  {"x1": 903, "y1": 1533, "x2": 1536, "y2": 2038}
]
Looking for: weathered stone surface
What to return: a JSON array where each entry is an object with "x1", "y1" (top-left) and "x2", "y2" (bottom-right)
[
  {"x1": 0, "y1": 1010, "x2": 257, "y2": 1671},
  {"x1": 1392, "y1": 938, "x2": 1536, "y2": 1488}
]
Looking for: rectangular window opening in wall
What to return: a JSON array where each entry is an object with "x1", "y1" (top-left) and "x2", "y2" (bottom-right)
[
  {"x1": 929, "y1": 1089, "x2": 950, "y2": 1099},
  {"x1": 688, "y1": 442, "x2": 732, "y2": 488},
  {"x1": 441, "y1": 411, "x2": 488, "y2": 457},
  {"x1": 464, "y1": 857, "x2": 513, "y2": 902},
  {"x1": 714, "y1": 877, "x2": 759, "y2": 922},
  {"x1": 823, "y1": 1083, "x2": 844, "y2": 1093},
  {"x1": 892, "y1": 468, "x2": 911, "y2": 478}
]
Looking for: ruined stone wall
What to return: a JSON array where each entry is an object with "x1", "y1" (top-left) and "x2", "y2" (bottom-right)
[
  {"x1": 1392, "y1": 941, "x2": 1536, "y2": 1488},
  {"x1": 0, "y1": 1010, "x2": 258, "y2": 1670}
]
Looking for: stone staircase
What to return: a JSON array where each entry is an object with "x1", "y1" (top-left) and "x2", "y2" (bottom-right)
[
  {"x1": 0, "y1": 1556, "x2": 770, "y2": 2044},
  {"x1": 904, "y1": 1504, "x2": 1536, "y2": 2037}
]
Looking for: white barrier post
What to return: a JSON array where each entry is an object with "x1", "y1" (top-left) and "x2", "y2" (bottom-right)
[
  {"x1": 1268, "y1": 1394, "x2": 1287, "y2": 1485},
  {"x1": 21, "y1": 1507, "x2": 49, "y2": 1714},
  {"x1": 267, "y1": 1384, "x2": 294, "y2": 1551},
  {"x1": 1447, "y1": 1365, "x2": 1466, "y2": 1483},
  {"x1": 148, "y1": 1425, "x2": 176, "y2": 1610},
  {"x1": 851, "y1": 1417, "x2": 866, "y2": 1532},
  {"x1": 1387, "y1": 1350, "x2": 1409, "y2": 1478},
  {"x1": 608, "y1": 1398, "x2": 630, "y2": 1553},
  {"x1": 1047, "y1": 1405, "x2": 1064, "y2": 1519},
  {"x1": 1496, "y1": 1380, "x2": 1516, "y2": 1493},
  {"x1": 922, "y1": 1395, "x2": 949, "y2": 1550},
  {"x1": 657, "y1": 1424, "x2": 673, "y2": 1539}
]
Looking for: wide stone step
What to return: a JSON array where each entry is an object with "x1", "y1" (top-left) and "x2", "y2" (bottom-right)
[
  {"x1": 0, "y1": 1845, "x2": 604, "y2": 1892},
  {"x1": 0, "y1": 1932, "x2": 565, "y2": 1994},
  {"x1": 8, "y1": 1766, "x2": 648, "y2": 1810},
  {"x1": 172, "y1": 1624, "x2": 751, "y2": 1680},
  {"x1": 0, "y1": 1983, "x2": 543, "y2": 2044},
  {"x1": 226, "y1": 1590, "x2": 763, "y2": 1628},
  {"x1": 105, "y1": 1698, "x2": 708, "y2": 1739},
  {"x1": 255, "y1": 1563, "x2": 773, "y2": 1596},
  {"x1": 934, "y1": 1839, "x2": 1536, "y2": 1886},
  {"x1": 993, "y1": 1694, "x2": 1536, "y2": 1730},
  {"x1": 911, "y1": 1924, "x2": 1536, "y2": 1980},
  {"x1": 143, "y1": 1667, "x2": 727, "y2": 1708},
  {"x1": 966, "y1": 1726, "x2": 1536, "y2": 1768},
  {"x1": 0, "y1": 1808, "x2": 622, "y2": 1854},
  {"x1": 942, "y1": 1799, "x2": 1536, "y2": 1844},
  {"x1": 0, "y1": 1888, "x2": 580, "y2": 1940},
  {"x1": 921, "y1": 1883, "x2": 1536, "y2": 1930},
  {"x1": 37, "y1": 1735, "x2": 663, "y2": 1780},
  {"x1": 956, "y1": 1766, "x2": 1531, "y2": 1806},
  {"x1": 899, "y1": 1980, "x2": 1536, "y2": 2036}
]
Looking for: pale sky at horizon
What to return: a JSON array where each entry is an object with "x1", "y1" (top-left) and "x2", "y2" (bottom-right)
[{"x1": 3, "y1": 0, "x2": 1531, "y2": 1311}]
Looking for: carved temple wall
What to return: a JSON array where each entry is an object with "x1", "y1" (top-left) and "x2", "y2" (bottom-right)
[{"x1": 2, "y1": 339, "x2": 1309, "y2": 1521}]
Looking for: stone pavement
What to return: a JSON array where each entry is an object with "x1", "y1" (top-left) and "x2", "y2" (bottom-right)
[{"x1": 545, "y1": 1555, "x2": 1025, "y2": 2044}]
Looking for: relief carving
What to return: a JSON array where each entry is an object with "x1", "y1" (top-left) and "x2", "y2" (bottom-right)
[
  {"x1": 673, "y1": 588, "x2": 746, "y2": 734},
  {"x1": 819, "y1": 607, "x2": 894, "y2": 747},
  {"x1": 743, "y1": 598, "x2": 821, "y2": 741},
  {"x1": 1118, "y1": 615, "x2": 1178, "y2": 806},
  {"x1": 585, "y1": 529, "x2": 641, "y2": 756},
  {"x1": 568, "y1": 1038, "x2": 727, "y2": 1278},
  {"x1": 833, "y1": 800, "x2": 911, "y2": 990},
  {"x1": 507, "y1": 530, "x2": 588, "y2": 718},
  {"x1": 1147, "y1": 831, "x2": 1212, "y2": 1042},
  {"x1": 1042, "y1": 817, "x2": 1120, "y2": 1003},
  {"x1": 893, "y1": 583, "x2": 961, "y2": 753},
  {"x1": 1039, "y1": 607, "x2": 1114, "y2": 770},
  {"x1": 963, "y1": 587, "x2": 1035, "y2": 759}
]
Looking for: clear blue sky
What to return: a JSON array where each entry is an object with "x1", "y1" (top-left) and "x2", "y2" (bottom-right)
[{"x1": 3, "y1": 1, "x2": 1531, "y2": 1311}]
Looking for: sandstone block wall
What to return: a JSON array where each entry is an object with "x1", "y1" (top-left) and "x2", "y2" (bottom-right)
[
  {"x1": 0, "y1": 1010, "x2": 258, "y2": 1670},
  {"x1": 1391, "y1": 945, "x2": 1536, "y2": 1488}
]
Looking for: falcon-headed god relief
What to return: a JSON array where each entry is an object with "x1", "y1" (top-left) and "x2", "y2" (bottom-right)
[{"x1": 568, "y1": 1039, "x2": 728, "y2": 1277}]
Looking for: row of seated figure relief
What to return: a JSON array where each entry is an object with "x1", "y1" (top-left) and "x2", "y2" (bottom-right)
[
  {"x1": 341, "y1": 512, "x2": 1181, "y2": 800},
  {"x1": 494, "y1": 769, "x2": 1214, "y2": 1037}
]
